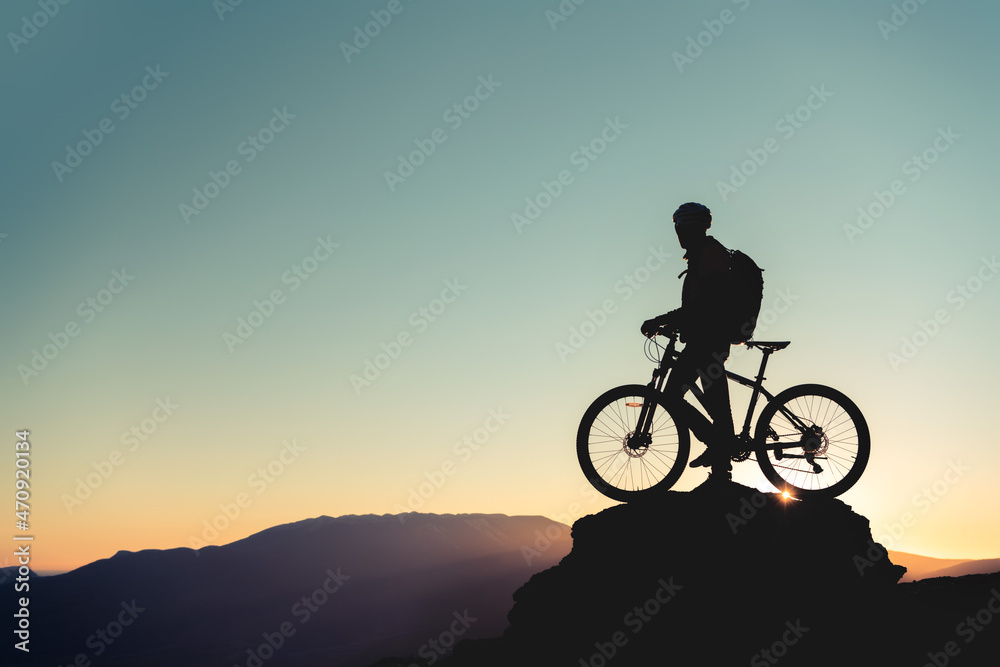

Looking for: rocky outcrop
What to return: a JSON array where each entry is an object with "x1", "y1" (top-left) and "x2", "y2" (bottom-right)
[{"x1": 444, "y1": 482, "x2": 1000, "y2": 666}]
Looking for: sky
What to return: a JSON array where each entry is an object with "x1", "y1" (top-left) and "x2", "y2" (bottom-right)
[{"x1": 1, "y1": 0, "x2": 998, "y2": 573}]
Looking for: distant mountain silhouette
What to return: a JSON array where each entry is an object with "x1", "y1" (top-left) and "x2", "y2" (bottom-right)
[
  {"x1": 438, "y1": 482, "x2": 1000, "y2": 666},
  {"x1": 889, "y1": 551, "x2": 972, "y2": 581},
  {"x1": 1, "y1": 513, "x2": 571, "y2": 667},
  {"x1": 890, "y1": 551, "x2": 1000, "y2": 581}
]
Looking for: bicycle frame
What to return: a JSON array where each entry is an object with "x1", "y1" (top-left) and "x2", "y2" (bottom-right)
[{"x1": 641, "y1": 334, "x2": 814, "y2": 454}]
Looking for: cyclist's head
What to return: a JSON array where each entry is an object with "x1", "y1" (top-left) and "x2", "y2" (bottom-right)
[
  {"x1": 672, "y1": 202, "x2": 711, "y2": 249},
  {"x1": 672, "y1": 202, "x2": 712, "y2": 230}
]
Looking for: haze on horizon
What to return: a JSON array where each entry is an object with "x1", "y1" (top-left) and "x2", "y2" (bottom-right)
[{"x1": 1, "y1": 0, "x2": 998, "y2": 572}]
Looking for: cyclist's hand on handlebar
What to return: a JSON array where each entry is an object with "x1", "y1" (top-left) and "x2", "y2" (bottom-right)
[
  {"x1": 642, "y1": 310, "x2": 683, "y2": 338},
  {"x1": 641, "y1": 314, "x2": 672, "y2": 338}
]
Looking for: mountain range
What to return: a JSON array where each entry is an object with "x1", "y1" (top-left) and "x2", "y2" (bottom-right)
[
  {"x1": 4, "y1": 495, "x2": 998, "y2": 666},
  {"x1": 2, "y1": 513, "x2": 571, "y2": 667}
]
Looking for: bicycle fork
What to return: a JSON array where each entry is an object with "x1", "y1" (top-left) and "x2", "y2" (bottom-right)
[{"x1": 627, "y1": 368, "x2": 667, "y2": 451}]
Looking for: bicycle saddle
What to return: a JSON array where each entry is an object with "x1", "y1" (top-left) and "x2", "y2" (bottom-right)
[{"x1": 745, "y1": 341, "x2": 790, "y2": 351}]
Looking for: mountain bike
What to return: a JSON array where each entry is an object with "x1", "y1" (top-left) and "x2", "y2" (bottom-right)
[{"x1": 576, "y1": 332, "x2": 870, "y2": 501}]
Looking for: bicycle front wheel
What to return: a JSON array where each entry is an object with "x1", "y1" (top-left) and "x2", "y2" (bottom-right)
[
  {"x1": 577, "y1": 384, "x2": 689, "y2": 502},
  {"x1": 754, "y1": 384, "x2": 870, "y2": 498}
]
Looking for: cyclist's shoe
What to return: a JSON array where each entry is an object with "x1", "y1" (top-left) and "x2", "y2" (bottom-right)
[{"x1": 689, "y1": 449, "x2": 715, "y2": 468}]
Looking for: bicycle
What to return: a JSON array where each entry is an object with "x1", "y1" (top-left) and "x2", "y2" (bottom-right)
[{"x1": 576, "y1": 331, "x2": 870, "y2": 501}]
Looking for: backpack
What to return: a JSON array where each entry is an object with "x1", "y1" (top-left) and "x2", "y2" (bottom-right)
[{"x1": 725, "y1": 248, "x2": 764, "y2": 344}]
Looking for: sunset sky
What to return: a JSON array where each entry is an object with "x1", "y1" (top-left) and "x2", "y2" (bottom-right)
[{"x1": 2, "y1": 0, "x2": 998, "y2": 572}]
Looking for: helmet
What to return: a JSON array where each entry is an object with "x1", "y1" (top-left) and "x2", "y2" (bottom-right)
[{"x1": 672, "y1": 202, "x2": 712, "y2": 230}]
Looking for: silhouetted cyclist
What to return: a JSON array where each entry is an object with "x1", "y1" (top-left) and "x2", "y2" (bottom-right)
[{"x1": 641, "y1": 202, "x2": 736, "y2": 482}]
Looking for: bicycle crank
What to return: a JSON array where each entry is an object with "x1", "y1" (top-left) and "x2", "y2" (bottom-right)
[{"x1": 730, "y1": 434, "x2": 752, "y2": 462}]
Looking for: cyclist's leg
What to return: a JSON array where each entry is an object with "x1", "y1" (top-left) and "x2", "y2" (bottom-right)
[
  {"x1": 698, "y1": 343, "x2": 735, "y2": 446},
  {"x1": 662, "y1": 345, "x2": 716, "y2": 446},
  {"x1": 666, "y1": 342, "x2": 735, "y2": 473}
]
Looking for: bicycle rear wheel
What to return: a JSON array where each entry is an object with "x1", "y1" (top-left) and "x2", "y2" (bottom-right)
[
  {"x1": 577, "y1": 384, "x2": 689, "y2": 502},
  {"x1": 754, "y1": 384, "x2": 870, "y2": 498}
]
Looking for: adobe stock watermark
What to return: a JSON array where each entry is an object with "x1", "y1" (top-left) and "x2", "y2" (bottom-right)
[
  {"x1": 578, "y1": 578, "x2": 683, "y2": 666},
  {"x1": 555, "y1": 245, "x2": 669, "y2": 362},
  {"x1": 544, "y1": 0, "x2": 590, "y2": 31},
  {"x1": 690, "y1": 284, "x2": 799, "y2": 377},
  {"x1": 887, "y1": 255, "x2": 996, "y2": 372},
  {"x1": 179, "y1": 106, "x2": 296, "y2": 224},
  {"x1": 189, "y1": 439, "x2": 306, "y2": 548},
  {"x1": 350, "y1": 278, "x2": 467, "y2": 394},
  {"x1": 17, "y1": 268, "x2": 135, "y2": 386},
  {"x1": 340, "y1": 0, "x2": 417, "y2": 63},
  {"x1": 519, "y1": 522, "x2": 569, "y2": 567},
  {"x1": 511, "y1": 116, "x2": 628, "y2": 234},
  {"x1": 716, "y1": 85, "x2": 833, "y2": 203},
  {"x1": 411, "y1": 610, "x2": 478, "y2": 665},
  {"x1": 61, "y1": 398, "x2": 179, "y2": 514},
  {"x1": 750, "y1": 619, "x2": 810, "y2": 666},
  {"x1": 922, "y1": 588, "x2": 1000, "y2": 667},
  {"x1": 235, "y1": 567, "x2": 350, "y2": 667},
  {"x1": 672, "y1": 0, "x2": 753, "y2": 73},
  {"x1": 52, "y1": 600, "x2": 145, "y2": 667},
  {"x1": 731, "y1": 286, "x2": 800, "y2": 359},
  {"x1": 213, "y1": 0, "x2": 245, "y2": 22},
  {"x1": 877, "y1": 0, "x2": 933, "y2": 41},
  {"x1": 384, "y1": 75, "x2": 501, "y2": 192},
  {"x1": 854, "y1": 459, "x2": 969, "y2": 576},
  {"x1": 51, "y1": 65, "x2": 169, "y2": 182},
  {"x1": 844, "y1": 126, "x2": 959, "y2": 243},
  {"x1": 7, "y1": 0, "x2": 73, "y2": 55},
  {"x1": 521, "y1": 483, "x2": 601, "y2": 566},
  {"x1": 464, "y1": 515, "x2": 516, "y2": 547},
  {"x1": 393, "y1": 408, "x2": 511, "y2": 520},
  {"x1": 725, "y1": 489, "x2": 772, "y2": 534},
  {"x1": 223, "y1": 235, "x2": 340, "y2": 353}
]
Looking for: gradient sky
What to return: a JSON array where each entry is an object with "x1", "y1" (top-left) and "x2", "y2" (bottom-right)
[{"x1": 2, "y1": 0, "x2": 998, "y2": 572}]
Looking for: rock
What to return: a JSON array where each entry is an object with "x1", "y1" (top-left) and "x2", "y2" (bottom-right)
[{"x1": 444, "y1": 481, "x2": 998, "y2": 666}]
